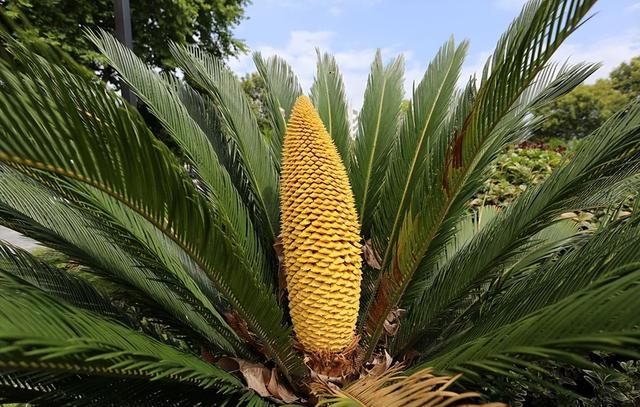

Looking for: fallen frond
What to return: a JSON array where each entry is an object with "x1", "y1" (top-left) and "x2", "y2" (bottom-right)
[{"x1": 313, "y1": 365, "x2": 505, "y2": 407}]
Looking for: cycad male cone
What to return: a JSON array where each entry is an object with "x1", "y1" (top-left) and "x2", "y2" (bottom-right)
[{"x1": 281, "y1": 96, "x2": 362, "y2": 353}]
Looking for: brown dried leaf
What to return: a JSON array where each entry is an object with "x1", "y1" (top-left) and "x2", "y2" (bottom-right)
[
  {"x1": 402, "y1": 349, "x2": 421, "y2": 366},
  {"x1": 305, "y1": 336, "x2": 361, "y2": 384},
  {"x1": 274, "y1": 235, "x2": 287, "y2": 302},
  {"x1": 215, "y1": 356, "x2": 239, "y2": 372},
  {"x1": 369, "y1": 350, "x2": 393, "y2": 376},
  {"x1": 236, "y1": 360, "x2": 271, "y2": 398},
  {"x1": 200, "y1": 345, "x2": 217, "y2": 364},
  {"x1": 216, "y1": 358, "x2": 298, "y2": 403},
  {"x1": 383, "y1": 308, "x2": 406, "y2": 336},
  {"x1": 363, "y1": 239, "x2": 382, "y2": 270},
  {"x1": 267, "y1": 367, "x2": 298, "y2": 403},
  {"x1": 224, "y1": 311, "x2": 261, "y2": 351}
]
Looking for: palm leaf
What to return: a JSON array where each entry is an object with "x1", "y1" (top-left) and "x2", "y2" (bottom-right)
[
  {"x1": 88, "y1": 30, "x2": 272, "y2": 287},
  {"x1": 363, "y1": 0, "x2": 597, "y2": 357},
  {"x1": 363, "y1": 38, "x2": 468, "y2": 353},
  {"x1": 0, "y1": 241, "x2": 121, "y2": 320},
  {"x1": 399, "y1": 101, "x2": 640, "y2": 355},
  {"x1": 350, "y1": 50, "x2": 405, "y2": 234},
  {"x1": 0, "y1": 271, "x2": 245, "y2": 393},
  {"x1": 170, "y1": 43, "x2": 280, "y2": 239},
  {"x1": 0, "y1": 54, "x2": 304, "y2": 379},
  {"x1": 399, "y1": 62, "x2": 598, "y2": 313},
  {"x1": 396, "y1": 218, "x2": 582, "y2": 358},
  {"x1": 253, "y1": 52, "x2": 303, "y2": 164},
  {"x1": 0, "y1": 370, "x2": 257, "y2": 406},
  {"x1": 0, "y1": 165, "x2": 247, "y2": 357},
  {"x1": 412, "y1": 264, "x2": 640, "y2": 388},
  {"x1": 448, "y1": 216, "x2": 640, "y2": 348},
  {"x1": 310, "y1": 49, "x2": 352, "y2": 168}
]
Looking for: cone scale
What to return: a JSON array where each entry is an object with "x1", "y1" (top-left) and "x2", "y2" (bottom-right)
[{"x1": 281, "y1": 96, "x2": 362, "y2": 354}]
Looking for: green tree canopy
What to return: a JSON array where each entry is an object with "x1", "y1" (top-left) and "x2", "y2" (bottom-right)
[
  {"x1": 240, "y1": 71, "x2": 271, "y2": 133},
  {"x1": 0, "y1": 0, "x2": 249, "y2": 83},
  {"x1": 611, "y1": 55, "x2": 640, "y2": 97},
  {"x1": 534, "y1": 78, "x2": 628, "y2": 139}
]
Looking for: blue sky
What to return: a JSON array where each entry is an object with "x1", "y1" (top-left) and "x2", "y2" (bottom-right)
[{"x1": 229, "y1": 0, "x2": 640, "y2": 108}]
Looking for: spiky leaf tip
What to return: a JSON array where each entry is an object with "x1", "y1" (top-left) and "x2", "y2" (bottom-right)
[{"x1": 281, "y1": 95, "x2": 362, "y2": 353}]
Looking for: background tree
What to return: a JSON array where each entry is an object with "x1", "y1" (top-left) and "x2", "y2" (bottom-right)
[
  {"x1": 241, "y1": 71, "x2": 271, "y2": 134},
  {"x1": 0, "y1": 0, "x2": 249, "y2": 83},
  {"x1": 534, "y1": 78, "x2": 627, "y2": 139},
  {"x1": 611, "y1": 56, "x2": 640, "y2": 98}
]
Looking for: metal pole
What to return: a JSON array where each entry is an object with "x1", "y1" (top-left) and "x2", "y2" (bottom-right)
[{"x1": 113, "y1": 0, "x2": 136, "y2": 105}]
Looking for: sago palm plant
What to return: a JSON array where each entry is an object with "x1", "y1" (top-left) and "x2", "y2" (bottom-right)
[{"x1": 1, "y1": 0, "x2": 640, "y2": 405}]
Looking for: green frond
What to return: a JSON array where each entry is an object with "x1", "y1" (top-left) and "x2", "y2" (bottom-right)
[
  {"x1": 498, "y1": 218, "x2": 582, "y2": 278},
  {"x1": 451, "y1": 217, "x2": 640, "y2": 348},
  {"x1": 395, "y1": 218, "x2": 582, "y2": 357},
  {"x1": 0, "y1": 242, "x2": 121, "y2": 321},
  {"x1": 0, "y1": 271, "x2": 245, "y2": 392},
  {"x1": 397, "y1": 62, "x2": 598, "y2": 324},
  {"x1": 88, "y1": 30, "x2": 272, "y2": 287},
  {"x1": 400, "y1": 101, "x2": 640, "y2": 355},
  {"x1": 0, "y1": 370, "x2": 257, "y2": 406},
  {"x1": 253, "y1": 52, "x2": 303, "y2": 163},
  {"x1": 169, "y1": 43, "x2": 280, "y2": 238},
  {"x1": 443, "y1": 0, "x2": 596, "y2": 188},
  {"x1": 363, "y1": 0, "x2": 598, "y2": 358},
  {"x1": 350, "y1": 50, "x2": 405, "y2": 235},
  {"x1": 362, "y1": 37, "x2": 468, "y2": 355},
  {"x1": 0, "y1": 54, "x2": 304, "y2": 379},
  {"x1": 0, "y1": 165, "x2": 247, "y2": 357},
  {"x1": 412, "y1": 263, "x2": 640, "y2": 389},
  {"x1": 310, "y1": 49, "x2": 352, "y2": 168}
]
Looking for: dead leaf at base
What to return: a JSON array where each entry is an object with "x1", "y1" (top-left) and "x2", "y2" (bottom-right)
[
  {"x1": 267, "y1": 367, "x2": 298, "y2": 403},
  {"x1": 216, "y1": 358, "x2": 298, "y2": 404},
  {"x1": 313, "y1": 365, "x2": 507, "y2": 407},
  {"x1": 363, "y1": 239, "x2": 382, "y2": 270},
  {"x1": 305, "y1": 335, "x2": 361, "y2": 384},
  {"x1": 383, "y1": 308, "x2": 406, "y2": 337},
  {"x1": 367, "y1": 350, "x2": 393, "y2": 377},
  {"x1": 274, "y1": 235, "x2": 288, "y2": 302}
]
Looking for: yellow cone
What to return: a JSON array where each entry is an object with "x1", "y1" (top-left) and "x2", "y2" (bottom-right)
[{"x1": 281, "y1": 96, "x2": 362, "y2": 353}]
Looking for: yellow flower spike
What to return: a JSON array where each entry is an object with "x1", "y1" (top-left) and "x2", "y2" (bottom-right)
[{"x1": 281, "y1": 95, "x2": 362, "y2": 354}]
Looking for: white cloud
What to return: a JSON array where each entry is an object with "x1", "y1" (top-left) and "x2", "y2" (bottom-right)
[
  {"x1": 228, "y1": 30, "x2": 414, "y2": 110},
  {"x1": 228, "y1": 27, "x2": 639, "y2": 114},
  {"x1": 627, "y1": 2, "x2": 640, "y2": 11},
  {"x1": 552, "y1": 30, "x2": 640, "y2": 82},
  {"x1": 264, "y1": 0, "x2": 381, "y2": 15},
  {"x1": 228, "y1": 31, "x2": 332, "y2": 89},
  {"x1": 328, "y1": 6, "x2": 342, "y2": 16},
  {"x1": 447, "y1": 30, "x2": 640, "y2": 91}
]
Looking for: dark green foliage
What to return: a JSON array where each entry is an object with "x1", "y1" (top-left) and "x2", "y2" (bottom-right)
[
  {"x1": 471, "y1": 144, "x2": 565, "y2": 208},
  {"x1": 611, "y1": 56, "x2": 640, "y2": 97},
  {"x1": 0, "y1": 0, "x2": 248, "y2": 84},
  {"x1": 473, "y1": 142, "x2": 636, "y2": 229},
  {"x1": 533, "y1": 54, "x2": 640, "y2": 140},
  {"x1": 534, "y1": 79, "x2": 628, "y2": 139},
  {"x1": 241, "y1": 72, "x2": 273, "y2": 136},
  {"x1": 483, "y1": 356, "x2": 640, "y2": 406}
]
